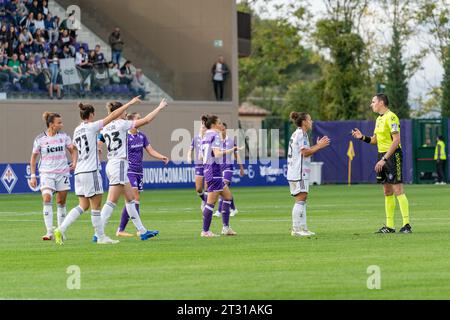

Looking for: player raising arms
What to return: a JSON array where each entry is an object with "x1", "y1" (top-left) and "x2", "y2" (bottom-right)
[
  {"x1": 30, "y1": 112, "x2": 77, "y2": 241},
  {"x1": 54, "y1": 97, "x2": 143, "y2": 245},
  {"x1": 214, "y1": 122, "x2": 245, "y2": 217},
  {"x1": 200, "y1": 115, "x2": 243, "y2": 237},
  {"x1": 287, "y1": 112, "x2": 330, "y2": 237},
  {"x1": 115, "y1": 112, "x2": 170, "y2": 238},
  {"x1": 97, "y1": 98, "x2": 169, "y2": 243},
  {"x1": 187, "y1": 121, "x2": 207, "y2": 211}
]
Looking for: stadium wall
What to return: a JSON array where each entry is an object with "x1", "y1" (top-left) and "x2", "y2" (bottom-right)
[
  {"x1": 0, "y1": 100, "x2": 238, "y2": 163},
  {"x1": 56, "y1": 0, "x2": 238, "y2": 101}
]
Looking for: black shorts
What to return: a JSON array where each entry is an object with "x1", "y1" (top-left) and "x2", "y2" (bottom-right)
[{"x1": 377, "y1": 149, "x2": 403, "y2": 184}]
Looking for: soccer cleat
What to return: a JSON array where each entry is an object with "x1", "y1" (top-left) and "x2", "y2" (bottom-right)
[
  {"x1": 399, "y1": 224, "x2": 412, "y2": 234},
  {"x1": 92, "y1": 235, "x2": 98, "y2": 243},
  {"x1": 213, "y1": 211, "x2": 221, "y2": 217},
  {"x1": 230, "y1": 209, "x2": 238, "y2": 217},
  {"x1": 375, "y1": 225, "x2": 396, "y2": 234},
  {"x1": 140, "y1": 230, "x2": 159, "y2": 241},
  {"x1": 54, "y1": 229, "x2": 64, "y2": 245},
  {"x1": 97, "y1": 235, "x2": 120, "y2": 244},
  {"x1": 201, "y1": 231, "x2": 219, "y2": 237},
  {"x1": 221, "y1": 226, "x2": 237, "y2": 236},
  {"x1": 115, "y1": 231, "x2": 134, "y2": 238},
  {"x1": 42, "y1": 234, "x2": 53, "y2": 241}
]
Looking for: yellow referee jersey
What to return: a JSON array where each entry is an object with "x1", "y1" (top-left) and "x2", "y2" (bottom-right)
[{"x1": 374, "y1": 110, "x2": 401, "y2": 153}]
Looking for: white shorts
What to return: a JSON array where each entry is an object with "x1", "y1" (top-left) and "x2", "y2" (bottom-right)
[
  {"x1": 106, "y1": 159, "x2": 129, "y2": 186},
  {"x1": 289, "y1": 180, "x2": 309, "y2": 196},
  {"x1": 75, "y1": 171, "x2": 104, "y2": 198},
  {"x1": 40, "y1": 173, "x2": 71, "y2": 192}
]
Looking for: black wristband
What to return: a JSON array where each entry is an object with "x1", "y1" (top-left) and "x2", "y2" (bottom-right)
[{"x1": 360, "y1": 135, "x2": 371, "y2": 144}]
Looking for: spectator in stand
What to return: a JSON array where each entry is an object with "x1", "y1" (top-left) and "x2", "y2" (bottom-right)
[
  {"x1": 29, "y1": 0, "x2": 43, "y2": 18},
  {"x1": 48, "y1": 44, "x2": 61, "y2": 98},
  {"x1": 75, "y1": 45, "x2": 91, "y2": 92},
  {"x1": 0, "y1": 58, "x2": 9, "y2": 83},
  {"x1": 60, "y1": 44, "x2": 73, "y2": 59},
  {"x1": 21, "y1": 12, "x2": 35, "y2": 34},
  {"x1": 7, "y1": 53, "x2": 22, "y2": 83},
  {"x1": 131, "y1": 68, "x2": 148, "y2": 99},
  {"x1": 58, "y1": 29, "x2": 75, "y2": 55},
  {"x1": 16, "y1": 0, "x2": 28, "y2": 18},
  {"x1": 36, "y1": 56, "x2": 51, "y2": 89},
  {"x1": 9, "y1": 9, "x2": 21, "y2": 26},
  {"x1": 120, "y1": 60, "x2": 133, "y2": 85},
  {"x1": 94, "y1": 44, "x2": 106, "y2": 65},
  {"x1": 6, "y1": 25, "x2": 17, "y2": 56},
  {"x1": 15, "y1": 41, "x2": 29, "y2": 56},
  {"x1": 44, "y1": 12, "x2": 58, "y2": 43},
  {"x1": 0, "y1": 24, "x2": 7, "y2": 43},
  {"x1": 34, "y1": 12, "x2": 45, "y2": 32},
  {"x1": 108, "y1": 61, "x2": 123, "y2": 84},
  {"x1": 24, "y1": 56, "x2": 38, "y2": 89},
  {"x1": 42, "y1": 0, "x2": 49, "y2": 18},
  {"x1": 18, "y1": 27, "x2": 33, "y2": 48},
  {"x1": 109, "y1": 27, "x2": 123, "y2": 65},
  {"x1": 18, "y1": 53, "x2": 27, "y2": 72},
  {"x1": 211, "y1": 55, "x2": 229, "y2": 101},
  {"x1": 0, "y1": 41, "x2": 7, "y2": 64},
  {"x1": 33, "y1": 29, "x2": 47, "y2": 54}
]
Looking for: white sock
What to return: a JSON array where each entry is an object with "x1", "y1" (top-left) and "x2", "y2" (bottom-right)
[
  {"x1": 125, "y1": 201, "x2": 146, "y2": 234},
  {"x1": 60, "y1": 206, "x2": 84, "y2": 233},
  {"x1": 91, "y1": 210, "x2": 103, "y2": 237},
  {"x1": 43, "y1": 202, "x2": 53, "y2": 235},
  {"x1": 292, "y1": 201, "x2": 307, "y2": 231},
  {"x1": 57, "y1": 204, "x2": 67, "y2": 228},
  {"x1": 100, "y1": 201, "x2": 116, "y2": 231}
]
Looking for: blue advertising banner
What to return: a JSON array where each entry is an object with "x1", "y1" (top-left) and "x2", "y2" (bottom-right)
[{"x1": 0, "y1": 160, "x2": 290, "y2": 195}]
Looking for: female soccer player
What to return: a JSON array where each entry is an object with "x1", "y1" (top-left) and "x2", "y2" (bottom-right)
[
  {"x1": 115, "y1": 112, "x2": 170, "y2": 237},
  {"x1": 30, "y1": 112, "x2": 77, "y2": 241},
  {"x1": 187, "y1": 122, "x2": 207, "y2": 211},
  {"x1": 200, "y1": 115, "x2": 243, "y2": 237},
  {"x1": 287, "y1": 112, "x2": 330, "y2": 237},
  {"x1": 97, "y1": 98, "x2": 169, "y2": 242},
  {"x1": 54, "y1": 96, "x2": 143, "y2": 245},
  {"x1": 214, "y1": 123, "x2": 245, "y2": 217}
]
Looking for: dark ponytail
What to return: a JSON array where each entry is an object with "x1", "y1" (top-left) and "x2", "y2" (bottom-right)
[
  {"x1": 42, "y1": 111, "x2": 61, "y2": 128},
  {"x1": 107, "y1": 101, "x2": 123, "y2": 113},
  {"x1": 290, "y1": 111, "x2": 309, "y2": 128},
  {"x1": 201, "y1": 114, "x2": 218, "y2": 129},
  {"x1": 78, "y1": 102, "x2": 95, "y2": 120}
]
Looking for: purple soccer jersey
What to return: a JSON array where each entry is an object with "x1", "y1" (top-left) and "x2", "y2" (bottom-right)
[
  {"x1": 128, "y1": 131, "x2": 150, "y2": 175},
  {"x1": 221, "y1": 135, "x2": 236, "y2": 172},
  {"x1": 190, "y1": 134, "x2": 204, "y2": 167},
  {"x1": 202, "y1": 130, "x2": 223, "y2": 182}
]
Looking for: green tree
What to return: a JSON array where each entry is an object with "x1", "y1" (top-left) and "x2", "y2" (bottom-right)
[
  {"x1": 441, "y1": 43, "x2": 450, "y2": 117},
  {"x1": 385, "y1": 24, "x2": 410, "y2": 118}
]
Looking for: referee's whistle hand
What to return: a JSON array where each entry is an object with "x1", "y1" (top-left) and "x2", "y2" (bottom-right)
[{"x1": 352, "y1": 128, "x2": 362, "y2": 139}]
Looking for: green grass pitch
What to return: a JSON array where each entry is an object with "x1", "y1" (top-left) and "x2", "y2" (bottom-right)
[{"x1": 0, "y1": 185, "x2": 449, "y2": 300}]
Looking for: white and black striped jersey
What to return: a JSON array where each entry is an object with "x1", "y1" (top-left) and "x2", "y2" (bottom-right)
[
  {"x1": 73, "y1": 120, "x2": 103, "y2": 175},
  {"x1": 101, "y1": 119, "x2": 136, "y2": 160},
  {"x1": 287, "y1": 128, "x2": 311, "y2": 181}
]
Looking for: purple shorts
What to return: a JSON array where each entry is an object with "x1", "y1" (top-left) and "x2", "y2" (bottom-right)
[
  {"x1": 222, "y1": 170, "x2": 233, "y2": 184},
  {"x1": 206, "y1": 177, "x2": 224, "y2": 193},
  {"x1": 128, "y1": 173, "x2": 144, "y2": 192},
  {"x1": 195, "y1": 166, "x2": 204, "y2": 177}
]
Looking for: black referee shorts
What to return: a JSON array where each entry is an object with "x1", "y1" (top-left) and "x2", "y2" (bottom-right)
[{"x1": 377, "y1": 148, "x2": 403, "y2": 184}]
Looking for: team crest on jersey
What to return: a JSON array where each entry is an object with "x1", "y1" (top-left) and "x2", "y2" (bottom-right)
[{"x1": 1, "y1": 165, "x2": 18, "y2": 194}]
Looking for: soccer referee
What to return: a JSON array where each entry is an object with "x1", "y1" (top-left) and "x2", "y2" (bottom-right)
[{"x1": 352, "y1": 93, "x2": 412, "y2": 234}]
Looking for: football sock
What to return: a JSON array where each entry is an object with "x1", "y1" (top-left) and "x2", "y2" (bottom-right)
[
  {"x1": 396, "y1": 194, "x2": 410, "y2": 226},
  {"x1": 202, "y1": 203, "x2": 214, "y2": 232},
  {"x1": 385, "y1": 195, "x2": 396, "y2": 229},
  {"x1": 221, "y1": 200, "x2": 231, "y2": 227},
  {"x1": 60, "y1": 206, "x2": 84, "y2": 233},
  {"x1": 43, "y1": 202, "x2": 53, "y2": 235},
  {"x1": 100, "y1": 201, "x2": 116, "y2": 230},
  {"x1": 292, "y1": 201, "x2": 306, "y2": 231},
  {"x1": 230, "y1": 198, "x2": 236, "y2": 211},
  {"x1": 218, "y1": 197, "x2": 223, "y2": 213},
  {"x1": 125, "y1": 201, "x2": 146, "y2": 234},
  {"x1": 57, "y1": 204, "x2": 66, "y2": 228},
  {"x1": 118, "y1": 206, "x2": 129, "y2": 232},
  {"x1": 91, "y1": 210, "x2": 102, "y2": 237}
]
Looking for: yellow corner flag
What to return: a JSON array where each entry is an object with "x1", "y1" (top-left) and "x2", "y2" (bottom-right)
[{"x1": 347, "y1": 141, "x2": 355, "y2": 185}]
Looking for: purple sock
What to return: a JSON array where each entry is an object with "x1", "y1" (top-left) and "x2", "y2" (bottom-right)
[
  {"x1": 118, "y1": 207, "x2": 129, "y2": 232},
  {"x1": 230, "y1": 198, "x2": 235, "y2": 210},
  {"x1": 222, "y1": 200, "x2": 231, "y2": 227},
  {"x1": 218, "y1": 197, "x2": 223, "y2": 213},
  {"x1": 202, "y1": 203, "x2": 214, "y2": 232}
]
